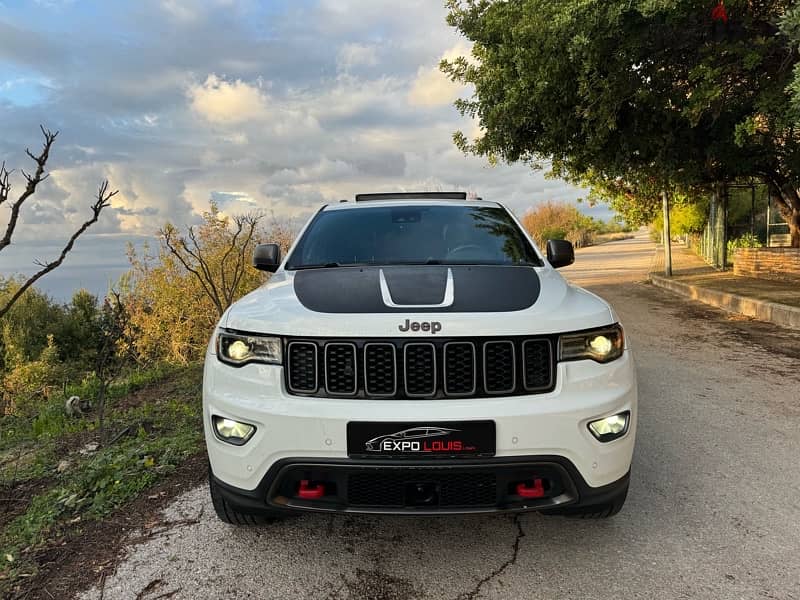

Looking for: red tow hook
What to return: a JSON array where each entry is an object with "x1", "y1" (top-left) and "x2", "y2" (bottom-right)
[
  {"x1": 516, "y1": 478, "x2": 545, "y2": 499},
  {"x1": 297, "y1": 479, "x2": 326, "y2": 499}
]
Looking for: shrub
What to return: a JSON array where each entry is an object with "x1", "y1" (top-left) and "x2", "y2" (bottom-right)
[
  {"x1": 521, "y1": 202, "x2": 596, "y2": 248},
  {"x1": 1, "y1": 337, "x2": 68, "y2": 417}
]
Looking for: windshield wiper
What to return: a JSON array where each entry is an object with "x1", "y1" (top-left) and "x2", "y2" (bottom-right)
[{"x1": 291, "y1": 262, "x2": 342, "y2": 270}]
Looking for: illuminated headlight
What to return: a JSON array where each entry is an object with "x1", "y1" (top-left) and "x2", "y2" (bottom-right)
[
  {"x1": 217, "y1": 331, "x2": 282, "y2": 366},
  {"x1": 212, "y1": 416, "x2": 256, "y2": 445},
  {"x1": 559, "y1": 324, "x2": 624, "y2": 364},
  {"x1": 588, "y1": 412, "x2": 630, "y2": 442}
]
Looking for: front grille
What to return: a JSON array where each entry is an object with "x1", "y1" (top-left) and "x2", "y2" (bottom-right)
[
  {"x1": 523, "y1": 340, "x2": 553, "y2": 391},
  {"x1": 325, "y1": 343, "x2": 357, "y2": 395},
  {"x1": 347, "y1": 471, "x2": 496, "y2": 507},
  {"x1": 284, "y1": 337, "x2": 555, "y2": 399},
  {"x1": 444, "y1": 342, "x2": 476, "y2": 396},
  {"x1": 364, "y1": 343, "x2": 396, "y2": 396},
  {"x1": 404, "y1": 343, "x2": 436, "y2": 397},
  {"x1": 483, "y1": 341, "x2": 515, "y2": 394},
  {"x1": 287, "y1": 342, "x2": 317, "y2": 393}
]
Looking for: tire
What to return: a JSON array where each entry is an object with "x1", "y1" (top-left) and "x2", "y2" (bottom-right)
[
  {"x1": 544, "y1": 482, "x2": 628, "y2": 519},
  {"x1": 208, "y1": 470, "x2": 287, "y2": 525}
]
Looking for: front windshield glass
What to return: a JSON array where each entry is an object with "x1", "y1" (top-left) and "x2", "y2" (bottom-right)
[{"x1": 285, "y1": 205, "x2": 542, "y2": 269}]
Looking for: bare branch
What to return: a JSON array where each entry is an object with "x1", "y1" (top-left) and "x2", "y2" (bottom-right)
[
  {"x1": 219, "y1": 217, "x2": 245, "y2": 305},
  {"x1": 0, "y1": 162, "x2": 11, "y2": 207},
  {"x1": 0, "y1": 127, "x2": 59, "y2": 254},
  {"x1": 227, "y1": 215, "x2": 260, "y2": 303},
  {"x1": 0, "y1": 180, "x2": 116, "y2": 320},
  {"x1": 161, "y1": 226, "x2": 224, "y2": 316}
]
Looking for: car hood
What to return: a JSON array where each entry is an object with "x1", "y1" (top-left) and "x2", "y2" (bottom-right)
[{"x1": 223, "y1": 265, "x2": 616, "y2": 337}]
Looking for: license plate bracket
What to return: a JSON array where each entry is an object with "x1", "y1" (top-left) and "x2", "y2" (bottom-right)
[{"x1": 347, "y1": 421, "x2": 496, "y2": 458}]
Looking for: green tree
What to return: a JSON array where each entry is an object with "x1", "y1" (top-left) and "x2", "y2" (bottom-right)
[
  {"x1": 443, "y1": 0, "x2": 800, "y2": 244},
  {"x1": 124, "y1": 204, "x2": 293, "y2": 363}
]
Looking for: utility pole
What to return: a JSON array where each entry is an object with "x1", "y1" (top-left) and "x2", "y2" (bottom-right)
[{"x1": 662, "y1": 190, "x2": 672, "y2": 276}]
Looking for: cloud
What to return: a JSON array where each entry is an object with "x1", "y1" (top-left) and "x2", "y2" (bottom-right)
[
  {"x1": 0, "y1": 0, "x2": 598, "y2": 277},
  {"x1": 408, "y1": 43, "x2": 472, "y2": 107},
  {"x1": 188, "y1": 74, "x2": 269, "y2": 125},
  {"x1": 337, "y1": 43, "x2": 379, "y2": 72}
]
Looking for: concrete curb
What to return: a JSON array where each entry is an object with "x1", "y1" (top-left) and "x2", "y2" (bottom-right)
[{"x1": 649, "y1": 273, "x2": 800, "y2": 330}]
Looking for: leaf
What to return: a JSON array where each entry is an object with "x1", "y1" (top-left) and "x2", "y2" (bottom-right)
[{"x1": 4, "y1": 554, "x2": 13, "y2": 563}]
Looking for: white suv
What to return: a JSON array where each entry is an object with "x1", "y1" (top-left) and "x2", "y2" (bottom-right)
[{"x1": 203, "y1": 192, "x2": 636, "y2": 523}]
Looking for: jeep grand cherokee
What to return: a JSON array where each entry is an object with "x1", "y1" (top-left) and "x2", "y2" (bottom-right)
[{"x1": 203, "y1": 192, "x2": 636, "y2": 522}]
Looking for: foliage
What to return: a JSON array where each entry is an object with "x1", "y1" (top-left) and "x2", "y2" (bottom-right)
[
  {"x1": 728, "y1": 232, "x2": 764, "y2": 255},
  {"x1": 521, "y1": 202, "x2": 597, "y2": 247},
  {"x1": 652, "y1": 197, "x2": 709, "y2": 239},
  {"x1": 1, "y1": 336, "x2": 67, "y2": 418},
  {"x1": 124, "y1": 203, "x2": 293, "y2": 363},
  {"x1": 0, "y1": 282, "x2": 104, "y2": 373},
  {"x1": 0, "y1": 365, "x2": 203, "y2": 590},
  {"x1": 443, "y1": 0, "x2": 800, "y2": 244}
]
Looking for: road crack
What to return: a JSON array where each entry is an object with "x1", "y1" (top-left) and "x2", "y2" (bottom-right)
[{"x1": 455, "y1": 515, "x2": 525, "y2": 600}]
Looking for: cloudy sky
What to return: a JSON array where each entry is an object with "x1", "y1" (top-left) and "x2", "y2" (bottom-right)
[{"x1": 0, "y1": 0, "x2": 605, "y2": 299}]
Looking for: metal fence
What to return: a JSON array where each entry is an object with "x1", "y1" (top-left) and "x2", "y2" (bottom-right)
[{"x1": 697, "y1": 183, "x2": 769, "y2": 269}]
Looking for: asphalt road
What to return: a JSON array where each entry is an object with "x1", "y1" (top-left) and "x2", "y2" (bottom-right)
[{"x1": 81, "y1": 233, "x2": 800, "y2": 600}]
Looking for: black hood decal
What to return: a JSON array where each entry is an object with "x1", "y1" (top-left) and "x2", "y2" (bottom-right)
[{"x1": 293, "y1": 265, "x2": 540, "y2": 313}]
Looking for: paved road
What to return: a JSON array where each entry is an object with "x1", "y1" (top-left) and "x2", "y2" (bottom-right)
[{"x1": 82, "y1": 233, "x2": 800, "y2": 600}]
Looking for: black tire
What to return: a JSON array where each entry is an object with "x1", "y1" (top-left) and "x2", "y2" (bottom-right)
[
  {"x1": 209, "y1": 471, "x2": 286, "y2": 525},
  {"x1": 544, "y1": 483, "x2": 628, "y2": 519}
]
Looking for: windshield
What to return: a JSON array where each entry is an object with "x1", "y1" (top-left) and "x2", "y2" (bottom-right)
[{"x1": 286, "y1": 205, "x2": 542, "y2": 269}]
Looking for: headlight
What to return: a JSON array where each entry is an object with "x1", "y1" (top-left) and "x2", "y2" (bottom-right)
[
  {"x1": 217, "y1": 331, "x2": 282, "y2": 366},
  {"x1": 212, "y1": 416, "x2": 256, "y2": 445},
  {"x1": 559, "y1": 324, "x2": 624, "y2": 364}
]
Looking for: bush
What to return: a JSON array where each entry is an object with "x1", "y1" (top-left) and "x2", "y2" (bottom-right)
[
  {"x1": 1, "y1": 337, "x2": 68, "y2": 417},
  {"x1": 521, "y1": 202, "x2": 597, "y2": 248},
  {"x1": 728, "y1": 233, "x2": 763, "y2": 255}
]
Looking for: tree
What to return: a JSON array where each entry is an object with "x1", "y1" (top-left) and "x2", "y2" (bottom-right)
[
  {"x1": 442, "y1": 1, "x2": 800, "y2": 244},
  {"x1": 0, "y1": 127, "x2": 118, "y2": 317},
  {"x1": 124, "y1": 204, "x2": 293, "y2": 363},
  {"x1": 160, "y1": 204, "x2": 262, "y2": 319}
]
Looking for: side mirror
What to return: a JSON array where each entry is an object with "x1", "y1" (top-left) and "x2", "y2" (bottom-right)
[
  {"x1": 253, "y1": 243, "x2": 281, "y2": 273},
  {"x1": 546, "y1": 239, "x2": 574, "y2": 269}
]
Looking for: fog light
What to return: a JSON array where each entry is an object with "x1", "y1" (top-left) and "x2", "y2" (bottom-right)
[
  {"x1": 212, "y1": 416, "x2": 256, "y2": 446},
  {"x1": 588, "y1": 412, "x2": 630, "y2": 442}
]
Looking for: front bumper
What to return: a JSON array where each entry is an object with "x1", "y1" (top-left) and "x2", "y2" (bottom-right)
[
  {"x1": 210, "y1": 456, "x2": 631, "y2": 515},
  {"x1": 204, "y1": 348, "x2": 637, "y2": 501}
]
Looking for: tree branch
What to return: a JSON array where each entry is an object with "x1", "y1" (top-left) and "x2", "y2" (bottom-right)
[
  {"x1": 0, "y1": 162, "x2": 11, "y2": 207},
  {"x1": 0, "y1": 180, "x2": 117, "y2": 320},
  {"x1": 0, "y1": 127, "x2": 58, "y2": 254},
  {"x1": 161, "y1": 226, "x2": 224, "y2": 316}
]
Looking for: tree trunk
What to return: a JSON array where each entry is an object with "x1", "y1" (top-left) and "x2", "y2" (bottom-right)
[
  {"x1": 767, "y1": 177, "x2": 800, "y2": 248},
  {"x1": 788, "y1": 209, "x2": 800, "y2": 248}
]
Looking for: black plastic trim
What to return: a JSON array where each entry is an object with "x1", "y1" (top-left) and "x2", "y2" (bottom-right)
[
  {"x1": 209, "y1": 455, "x2": 631, "y2": 516},
  {"x1": 355, "y1": 192, "x2": 467, "y2": 202}
]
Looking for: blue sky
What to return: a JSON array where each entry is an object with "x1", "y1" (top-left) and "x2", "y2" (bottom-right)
[{"x1": 0, "y1": 0, "x2": 606, "y2": 300}]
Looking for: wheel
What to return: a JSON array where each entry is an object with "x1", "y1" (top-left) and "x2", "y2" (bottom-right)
[
  {"x1": 544, "y1": 482, "x2": 628, "y2": 519},
  {"x1": 208, "y1": 470, "x2": 287, "y2": 525}
]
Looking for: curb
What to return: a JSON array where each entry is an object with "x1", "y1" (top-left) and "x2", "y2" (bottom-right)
[{"x1": 649, "y1": 273, "x2": 800, "y2": 330}]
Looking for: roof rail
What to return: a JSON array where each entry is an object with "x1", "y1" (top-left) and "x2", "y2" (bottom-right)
[{"x1": 354, "y1": 192, "x2": 468, "y2": 202}]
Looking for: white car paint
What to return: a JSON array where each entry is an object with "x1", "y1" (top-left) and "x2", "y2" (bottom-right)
[{"x1": 203, "y1": 198, "x2": 637, "y2": 512}]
